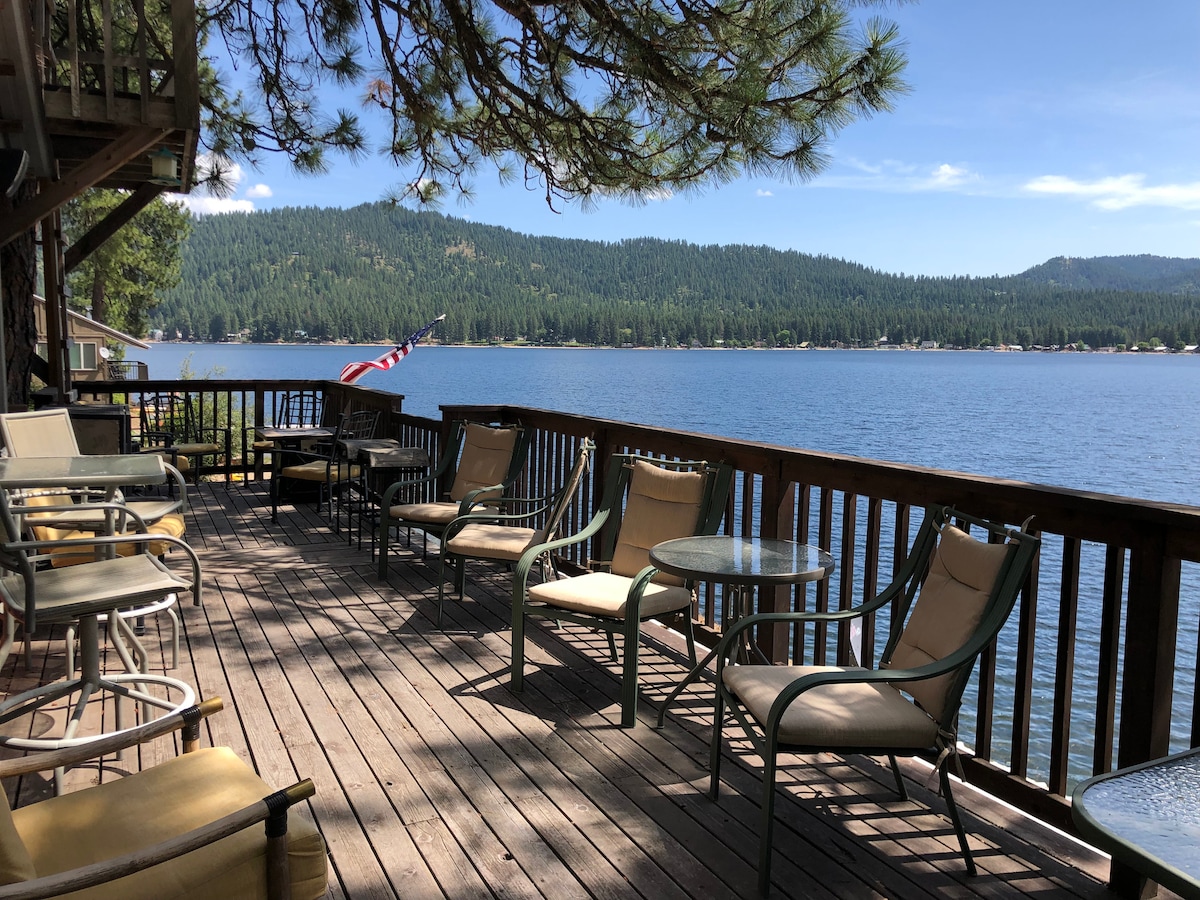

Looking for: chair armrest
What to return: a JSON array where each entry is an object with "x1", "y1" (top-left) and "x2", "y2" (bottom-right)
[
  {"x1": 440, "y1": 495, "x2": 555, "y2": 544},
  {"x1": 512, "y1": 508, "x2": 614, "y2": 592},
  {"x1": 0, "y1": 698, "x2": 224, "y2": 779},
  {"x1": 0, "y1": 777, "x2": 315, "y2": 900},
  {"x1": 379, "y1": 470, "x2": 440, "y2": 508}
]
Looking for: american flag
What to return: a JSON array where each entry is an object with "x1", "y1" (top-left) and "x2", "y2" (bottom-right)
[{"x1": 338, "y1": 314, "x2": 446, "y2": 384}]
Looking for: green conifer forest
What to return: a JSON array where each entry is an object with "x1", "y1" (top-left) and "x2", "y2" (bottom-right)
[{"x1": 156, "y1": 203, "x2": 1200, "y2": 350}]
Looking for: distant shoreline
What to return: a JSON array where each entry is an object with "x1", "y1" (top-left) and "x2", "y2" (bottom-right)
[{"x1": 146, "y1": 341, "x2": 1193, "y2": 355}]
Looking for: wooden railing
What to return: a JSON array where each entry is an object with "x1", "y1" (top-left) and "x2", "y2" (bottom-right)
[{"x1": 73, "y1": 380, "x2": 1200, "y2": 842}]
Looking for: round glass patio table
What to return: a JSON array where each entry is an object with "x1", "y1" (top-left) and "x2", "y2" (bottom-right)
[{"x1": 649, "y1": 535, "x2": 835, "y2": 727}]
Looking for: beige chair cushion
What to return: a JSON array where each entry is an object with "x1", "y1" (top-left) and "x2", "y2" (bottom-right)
[
  {"x1": 723, "y1": 664, "x2": 941, "y2": 748},
  {"x1": 0, "y1": 790, "x2": 36, "y2": 885},
  {"x1": 11, "y1": 746, "x2": 327, "y2": 900},
  {"x1": 883, "y1": 524, "x2": 1010, "y2": 722},
  {"x1": 448, "y1": 424, "x2": 520, "y2": 503},
  {"x1": 388, "y1": 500, "x2": 460, "y2": 526},
  {"x1": 528, "y1": 570, "x2": 693, "y2": 619},
  {"x1": 611, "y1": 460, "x2": 707, "y2": 585},
  {"x1": 446, "y1": 523, "x2": 545, "y2": 562},
  {"x1": 280, "y1": 460, "x2": 360, "y2": 482}
]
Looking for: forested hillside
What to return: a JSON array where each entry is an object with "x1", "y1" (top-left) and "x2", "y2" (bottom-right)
[{"x1": 155, "y1": 204, "x2": 1200, "y2": 349}]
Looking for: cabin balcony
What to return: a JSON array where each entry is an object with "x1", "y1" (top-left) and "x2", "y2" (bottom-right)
[{"x1": 6, "y1": 377, "x2": 1198, "y2": 898}]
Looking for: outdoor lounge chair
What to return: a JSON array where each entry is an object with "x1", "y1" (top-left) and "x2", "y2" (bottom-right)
[
  {"x1": 270, "y1": 409, "x2": 379, "y2": 524},
  {"x1": 707, "y1": 505, "x2": 1041, "y2": 896},
  {"x1": 511, "y1": 453, "x2": 733, "y2": 728},
  {"x1": 0, "y1": 697, "x2": 327, "y2": 900},
  {"x1": 376, "y1": 421, "x2": 530, "y2": 576},
  {"x1": 436, "y1": 437, "x2": 595, "y2": 626}
]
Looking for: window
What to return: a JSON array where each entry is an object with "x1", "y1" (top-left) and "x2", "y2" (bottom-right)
[{"x1": 36, "y1": 341, "x2": 100, "y2": 371}]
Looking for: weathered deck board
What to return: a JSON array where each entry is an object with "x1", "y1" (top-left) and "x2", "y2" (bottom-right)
[{"x1": 1, "y1": 481, "x2": 1119, "y2": 899}]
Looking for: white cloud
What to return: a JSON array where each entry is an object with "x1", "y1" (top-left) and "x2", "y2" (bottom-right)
[
  {"x1": 245, "y1": 183, "x2": 274, "y2": 199},
  {"x1": 1023, "y1": 173, "x2": 1200, "y2": 211},
  {"x1": 178, "y1": 196, "x2": 257, "y2": 216},
  {"x1": 815, "y1": 159, "x2": 981, "y2": 193},
  {"x1": 755, "y1": 188, "x2": 774, "y2": 197}
]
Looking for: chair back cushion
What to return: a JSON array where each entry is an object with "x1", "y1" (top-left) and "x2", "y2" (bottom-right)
[
  {"x1": 611, "y1": 460, "x2": 707, "y2": 584},
  {"x1": 0, "y1": 790, "x2": 35, "y2": 885},
  {"x1": 448, "y1": 424, "x2": 520, "y2": 502},
  {"x1": 884, "y1": 524, "x2": 1010, "y2": 722}
]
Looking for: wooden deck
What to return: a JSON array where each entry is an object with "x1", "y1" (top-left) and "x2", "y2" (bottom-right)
[{"x1": 2, "y1": 482, "x2": 1119, "y2": 899}]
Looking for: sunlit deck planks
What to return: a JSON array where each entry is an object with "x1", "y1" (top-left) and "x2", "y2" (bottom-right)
[{"x1": 2, "y1": 481, "x2": 1118, "y2": 899}]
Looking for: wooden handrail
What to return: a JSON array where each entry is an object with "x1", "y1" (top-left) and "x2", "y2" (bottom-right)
[{"x1": 71, "y1": 382, "x2": 1200, "y2": 837}]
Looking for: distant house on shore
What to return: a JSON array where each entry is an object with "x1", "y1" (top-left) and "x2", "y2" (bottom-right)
[{"x1": 33, "y1": 295, "x2": 150, "y2": 381}]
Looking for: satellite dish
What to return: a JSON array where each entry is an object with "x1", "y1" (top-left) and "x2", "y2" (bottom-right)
[{"x1": 98, "y1": 347, "x2": 112, "y2": 359}]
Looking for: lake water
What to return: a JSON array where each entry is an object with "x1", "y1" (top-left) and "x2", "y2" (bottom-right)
[
  {"x1": 144, "y1": 343, "x2": 1200, "y2": 780},
  {"x1": 146, "y1": 343, "x2": 1200, "y2": 505}
]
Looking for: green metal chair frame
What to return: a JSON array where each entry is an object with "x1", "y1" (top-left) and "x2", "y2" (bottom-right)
[
  {"x1": 511, "y1": 452, "x2": 733, "y2": 728},
  {"x1": 707, "y1": 505, "x2": 1041, "y2": 896},
  {"x1": 436, "y1": 437, "x2": 595, "y2": 627},
  {"x1": 376, "y1": 420, "x2": 531, "y2": 576},
  {"x1": 139, "y1": 392, "x2": 232, "y2": 485}
]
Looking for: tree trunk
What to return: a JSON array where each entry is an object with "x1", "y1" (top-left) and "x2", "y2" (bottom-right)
[
  {"x1": 0, "y1": 179, "x2": 39, "y2": 411},
  {"x1": 91, "y1": 267, "x2": 107, "y2": 325}
]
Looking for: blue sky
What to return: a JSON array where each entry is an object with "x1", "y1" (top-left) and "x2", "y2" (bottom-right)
[{"x1": 186, "y1": 1, "x2": 1200, "y2": 278}]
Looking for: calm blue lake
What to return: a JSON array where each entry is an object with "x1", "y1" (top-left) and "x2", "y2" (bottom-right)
[
  {"x1": 148, "y1": 343, "x2": 1200, "y2": 505},
  {"x1": 145, "y1": 343, "x2": 1200, "y2": 780}
]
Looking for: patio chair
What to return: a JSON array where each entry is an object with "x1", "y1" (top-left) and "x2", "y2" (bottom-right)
[
  {"x1": 511, "y1": 453, "x2": 733, "y2": 728},
  {"x1": 0, "y1": 485, "x2": 202, "y2": 792},
  {"x1": 270, "y1": 409, "x2": 379, "y2": 525},
  {"x1": 436, "y1": 437, "x2": 595, "y2": 627},
  {"x1": 706, "y1": 505, "x2": 1041, "y2": 896},
  {"x1": 138, "y1": 391, "x2": 232, "y2": 484},
  {"x1": 249, "y1": 390, "x2": 325, "y2": 475},
  {"x1": 376, "y1": 421, "x2": 530, "y2": 576},
  {"x1": 0, "y1": 697, "x2": 328, "y2": 900}
]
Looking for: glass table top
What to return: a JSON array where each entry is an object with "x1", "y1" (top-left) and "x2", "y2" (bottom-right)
[
  {"x1": 1073, "y1": 748, "x2": 1200, "y2": 898},
  {"x1": 0, "y1": 454, "x2": 166, "y2": 488},
  {"x1": 649, "y1": 535, "x2": 835, "y2": 585}
]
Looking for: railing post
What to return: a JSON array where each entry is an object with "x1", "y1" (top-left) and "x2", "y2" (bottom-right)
[
  {"x1": 1109, "y1": 531, "x2": 1181, "y2": 898},
  {"x1": 756, "y1": 467, "x2": 794, "y2": 663}
]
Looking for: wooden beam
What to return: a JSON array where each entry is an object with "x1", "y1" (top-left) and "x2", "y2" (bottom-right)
[
  {"x1": 64, "y1": 182, "x2": 165, "y2": 271},
  {"x1": 0, "y1": 127, "x2": 168, "y2": 246}
]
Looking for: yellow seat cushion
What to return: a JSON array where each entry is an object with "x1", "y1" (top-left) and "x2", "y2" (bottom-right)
[
  {"x1": 143, "y1": 448, "x2": 191, "y2": 472},
  {"x1": 280, "y1": 460, "x2": 360, "y2": 482},
  {"x1": 46, "y1": 512, "x2": 187, "y2": 568},
  {"x1": 10, "y1": 746, "x2": 327, "y2": 900}
]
